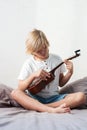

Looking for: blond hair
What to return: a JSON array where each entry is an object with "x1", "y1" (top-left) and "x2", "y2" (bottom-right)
[{"x1": 25, "y1": 29, "x2": 49, "y2": 54}]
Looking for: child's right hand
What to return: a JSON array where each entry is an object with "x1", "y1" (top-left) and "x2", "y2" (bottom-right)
[{"x1": 33, "y1": 69, "x2": 51, "y2": 81}]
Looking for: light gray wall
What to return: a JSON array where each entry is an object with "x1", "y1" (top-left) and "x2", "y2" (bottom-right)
[
  {"x1": 0, "y1": 0, "x2": 37, "y2": 87},
  {"x1": 0, "y1": 0, "x2": 87, "y2": 88},
  {"x1": 36, "y1": 0, "x2": 87, "y2": 83}
]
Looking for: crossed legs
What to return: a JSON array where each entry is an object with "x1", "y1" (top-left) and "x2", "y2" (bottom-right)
[
  {"x1": 11, "y1": 89, "x2": 70, "y2": 113},
  {"x1": 11, "y1": 89, "x2": 86, "y2": 113}
]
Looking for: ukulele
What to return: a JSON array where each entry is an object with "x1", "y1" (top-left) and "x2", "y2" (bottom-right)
[{"x1": 28, "y1": 50, "x2": 81, "y2": 95}]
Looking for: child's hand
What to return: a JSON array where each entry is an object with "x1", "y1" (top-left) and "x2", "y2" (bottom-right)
[
  {"x1": 64, "y1": 60, "x2": 73, "y2": 74},
  {"x1": 33, "y1": 69, "x2": 51, "y2": 80}
]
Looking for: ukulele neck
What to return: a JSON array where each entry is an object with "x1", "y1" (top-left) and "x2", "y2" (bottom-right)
[{"x1": 49, "y1": 52, "x2": 80, "y2": 75}]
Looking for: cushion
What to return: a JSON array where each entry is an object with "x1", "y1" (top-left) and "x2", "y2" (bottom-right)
[
  {"x1": 59, "y1": 77, "x2": 87, "y2": 94},
  {"x1": 0, "y1": 84, "x2": 19, "y2": 107}
]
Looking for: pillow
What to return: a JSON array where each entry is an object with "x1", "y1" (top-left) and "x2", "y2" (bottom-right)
[
  {"x1": 0, "y1": 83, "x2": 20, "y2": 107},
  {"x1": 59, "y1": 77, "x2": 87, "y2": 108},
  {"x1": 59, "y1": 77, "x2": 87, "y2": 94}
]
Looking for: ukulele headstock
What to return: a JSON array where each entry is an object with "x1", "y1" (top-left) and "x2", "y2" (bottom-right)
[
  {"x1": 67, "y1": 49, "x2": 81, "y2": 60},
  {"x1": 75, "y1": 49, "x2": 81, "y2": 57}
]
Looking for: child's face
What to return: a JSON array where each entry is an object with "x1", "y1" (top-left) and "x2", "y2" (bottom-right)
[{"x1": 33, "y1": 45, "x2": 49, "y2": 60}]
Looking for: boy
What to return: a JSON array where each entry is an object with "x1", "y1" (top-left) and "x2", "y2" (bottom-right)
[{"x1": 11, "y1": 29, "x2": 86, "y2": 113}]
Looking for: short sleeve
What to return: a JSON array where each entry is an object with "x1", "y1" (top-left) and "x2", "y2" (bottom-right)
[{"x1": 18, "y1": 60, "x2": 32, "y2": 80}]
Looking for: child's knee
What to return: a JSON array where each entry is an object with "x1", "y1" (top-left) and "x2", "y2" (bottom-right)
[{"x1": 76, "y1": 92, "x2": 86, "y2": 104}]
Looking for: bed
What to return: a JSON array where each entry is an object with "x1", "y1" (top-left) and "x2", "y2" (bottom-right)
[{"x1": 0, "y1": 77, "x2": 87, "y2": 130}]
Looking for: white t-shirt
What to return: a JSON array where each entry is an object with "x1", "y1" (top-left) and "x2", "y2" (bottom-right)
[{"x1": 18, "y1": 53, "x2": 66, "y2": 98}]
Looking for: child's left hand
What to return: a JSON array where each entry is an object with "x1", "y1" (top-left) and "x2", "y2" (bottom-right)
[{"x1": 64, "y1": 60, "x2": 73, "y2": 74}]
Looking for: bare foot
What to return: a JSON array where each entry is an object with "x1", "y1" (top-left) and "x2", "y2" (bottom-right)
[{"x1": 52, "y1": 103, "x2": 71, "y2": 113}]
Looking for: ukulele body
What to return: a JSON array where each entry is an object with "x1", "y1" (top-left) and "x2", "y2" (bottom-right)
[{"x1": 28, "y1": 74, "x2": 54, "y2": 94}]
